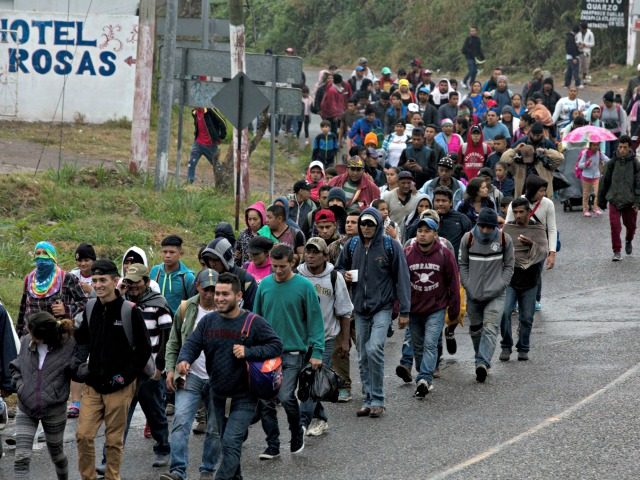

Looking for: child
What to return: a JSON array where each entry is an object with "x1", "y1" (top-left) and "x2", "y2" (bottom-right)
[
  {"x1": 235, "y1": 201, "x2": 267, "y2": 266},
  {"x1": 11, "y1": 312, "x2": 77, "y2": 479},
  {"x1": 312, "y1": 120, "x2": 339, "y2": 168},
  {"x1": 324, "y1": 166, "x2": 338, "y2": 182},
  {"x1": 493, "y1": 160, "x2": 515, "y2": 197},
  {"x1": 499, "y1": 196, "x2": 513, "y2": 221},
  {"x1": 577, "y1": 142, "x2": 609, "y2": 216},
  {"x1": 305, "y1": 160, "x2": 326, "y2": 203},
  {"x1": 244, "y1": 236, "x2": 274, "y2": 284},
  {"x1": 70, "y1": 243, "x2": 96, "y2": 298},
  {"x1": 297, "y1": 85, "x2": 313, "y2": 145},
  {"x1": 372, "y1": 199, "x2": 398, "y2": 240}
]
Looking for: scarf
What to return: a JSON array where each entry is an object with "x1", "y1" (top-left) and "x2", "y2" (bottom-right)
[
  {"x1": 471, "y1": 225, "x2": 499, "y2": 245},
  {"x1": 28, "y1": 242, "x2": 63, "y2": 298}
]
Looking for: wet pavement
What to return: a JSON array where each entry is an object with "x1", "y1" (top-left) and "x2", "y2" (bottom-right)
[{"x1": 1, "y1": 194, "x2": 639, "y2": 479}]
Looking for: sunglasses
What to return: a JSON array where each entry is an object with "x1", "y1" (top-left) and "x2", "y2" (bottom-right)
[
  {"x1": 360, "y1": 221, "x2": 376, "y2": 227},
  {"x1": 349, "y1": 167, "x2": 364, "y2": 171}
]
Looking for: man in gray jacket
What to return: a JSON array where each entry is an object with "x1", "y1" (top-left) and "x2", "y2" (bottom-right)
[{"x1": 459, "y1": 208, "x2": 514, "y2": 383}]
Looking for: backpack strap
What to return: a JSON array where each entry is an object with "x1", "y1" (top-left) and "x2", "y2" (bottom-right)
[
  {"x1": 240, "y1": 312, "x2": 256, "y2": 343},
  {"x1": 85, "y1": 298, "x2": 97, "y2": 325},
  {"x1": 178, "y1": 300, "x2": 188, "y2": 322},
  {"x1": 120, "y1": 300, "x2": 135, "y2": 349},
  {"x1": 330, "y1": 269, "x2": 337, "y2": 293}
]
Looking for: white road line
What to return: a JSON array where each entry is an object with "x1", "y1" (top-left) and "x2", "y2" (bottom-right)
[{"x1": 426, "y1": 361, "x2": 640, "y2": 480}]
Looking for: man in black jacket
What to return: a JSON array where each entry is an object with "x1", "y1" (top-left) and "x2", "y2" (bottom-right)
[
  {"x1": 564, "y1": 25, "x2": 582, "y2": 89},
  {"x1": 398, "y1": 127, "x2": 437, "y2": 189},
  {"x1": 74, "y1": 259, "x2": 152, "y2": 480},
  {"x1": 462, "y1": 26, "x2": 484, "y2": 89},
  {"x1": 433, "y1": 186, "x2": 473, "y2": 261}
]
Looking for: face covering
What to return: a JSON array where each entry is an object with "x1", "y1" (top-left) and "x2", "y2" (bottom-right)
[
  {"x1": 35, "y1": 256, "x2": 56, "y2": 282},
  {"x1": 472, "y1": 225, "x2": 499, "y2": 245}
]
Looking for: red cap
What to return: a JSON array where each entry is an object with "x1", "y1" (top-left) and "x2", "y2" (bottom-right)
[{"x1": 314, "y1": 209, "x2": 336, "y2": 224}]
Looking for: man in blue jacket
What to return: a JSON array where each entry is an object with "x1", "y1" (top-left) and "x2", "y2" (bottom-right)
[
  {"x1": 150, "y1": 235, "x2": 195, "y2": 315},
  {"x1": 336, "y1": 208, "x2": 411, "y2": 418}
]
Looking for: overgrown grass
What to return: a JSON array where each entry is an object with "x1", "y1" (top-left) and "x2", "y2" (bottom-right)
[{"x1": 0, "y1": 166, "x2": 236, "y2": 319}]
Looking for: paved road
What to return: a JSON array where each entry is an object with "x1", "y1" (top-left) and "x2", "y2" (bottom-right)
[{"x1": 1, "y1": 201, "x2": 639, "y2": 479}]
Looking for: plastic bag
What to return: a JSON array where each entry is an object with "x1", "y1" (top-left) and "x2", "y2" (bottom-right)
[{"x1": 297, "y1": 364, "x2": 342, "y2": 403}]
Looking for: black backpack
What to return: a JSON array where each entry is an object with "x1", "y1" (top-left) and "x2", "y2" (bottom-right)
[{"x1": 208, "y1": 107, "x2": 228, "y2": 141}]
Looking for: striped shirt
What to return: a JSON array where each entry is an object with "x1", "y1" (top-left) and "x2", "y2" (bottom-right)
[{"x1": 140, "y1": 306, "x2": 172, "y2": 360}]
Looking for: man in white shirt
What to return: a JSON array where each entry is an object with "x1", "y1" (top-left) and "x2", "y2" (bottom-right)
[
  {"x1": 552, "y1": 86, "x2": 587, "y2": 130},
  {"x1": 576, "y1": 21, "x2": 595, "y2": 83}
]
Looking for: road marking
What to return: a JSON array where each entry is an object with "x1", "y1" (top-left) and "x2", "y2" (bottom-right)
[{"x1": 426, "y1": 361, "x2": 640, "y2": 480}]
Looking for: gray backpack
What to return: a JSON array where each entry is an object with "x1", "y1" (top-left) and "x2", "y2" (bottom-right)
[{"x1": 85, "y1": 298, "x2": 156, "y2": 378}]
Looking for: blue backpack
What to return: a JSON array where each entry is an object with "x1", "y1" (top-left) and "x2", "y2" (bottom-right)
[
  {"x1": 345, "y1": 234, "x2": 395, "y2": 264},
  {"x1": 240, "y1": 313, "x2": 283, "y2": 400}
]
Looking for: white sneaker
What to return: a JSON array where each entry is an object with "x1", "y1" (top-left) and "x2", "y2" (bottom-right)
[
  {"x1": 578, "y1": 84, "x2": 585, "y2": 89},
  {"x1": 306, "y1": 419, "x2": 329, "y2": 436}
]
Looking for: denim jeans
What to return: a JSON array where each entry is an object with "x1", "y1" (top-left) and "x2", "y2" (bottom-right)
[
  {"x1": 355, "y1": 309, "x2": 392, "y2": 407},
  {"x1": 168, "y1": 373, "x2": 220, "y2": 479},
  {"x1": 260, "y1": 352, "x2": 304, "y2": 449},
  {"x1": 410, "y1": 309, "x2": 445, "y2": 384},
  {"x1": 501, "y1": 285, "x2": 537, "y2": 353},
  {"x1": 463, "y1": 57, "x2": 478, "y2": 85},
  {"x1": 212, "y1": 393, "x2": 257, "y2": 480},
  {"x1": 564, "y1": 58, "x2": 581, "y2": 88},
  {"x1": 187, "y1": 142, "x2": 218, "y2": 183},
  {"x1": 300, "y1": 338, "x2": 334, "y2": 427},
  {"x1": 400, "y1": 327, "x2": 414, "y2": 369},
  {"x1": 467, "y1": 292, "x2": 506, "y2": 369}
]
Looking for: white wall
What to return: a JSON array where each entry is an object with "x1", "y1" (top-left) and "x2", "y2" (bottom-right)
[
  {"x1": 14, "y1": 0, "x2": 138, "y2": 15},
  {"x1": 0, "y1": 10, "x2": 138, "y2": 122}
]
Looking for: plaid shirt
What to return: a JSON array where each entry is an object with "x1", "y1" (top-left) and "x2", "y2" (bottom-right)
[{"x1": 17, "y1": 271, "x2": 87, "y2": 337}]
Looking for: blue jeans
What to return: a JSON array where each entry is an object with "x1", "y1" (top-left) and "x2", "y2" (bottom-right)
[
  {"x1": 564, "y1": 58, "x2": 581, "y2": 88},
  {"x1": 212, "y1": 393, "x2": 257, "y2": 480},
  {"x1": 400, "y1": 328, "x2": 414, "y2": 369},
  {"x1": 467, "y1": 292, "x2": 506, "y2": 369},
  {"x1": 187, "y1": 142, "x2": 218, "y2": 183},
  {"x1": 300, "y1": 338, "x2": 334, "y2": 427},
  {"x1": 410, "y1": 309, "x2": 445, "y2": 384},
  {"x1": 168, "y1": 373, "x2": 220, "y2": 479},
  {"x1": 463, "y1": 57, "x2": 477, "y2": 85},
  {"x1": 260, "y1": 352, "x2": 304, "y2": 449},
  {"x1": 501, "y1": 285, "x2": 537, "y2": 353},
  {"x1": 355, "y1": 309, "x2": 392, "y2": 408}
]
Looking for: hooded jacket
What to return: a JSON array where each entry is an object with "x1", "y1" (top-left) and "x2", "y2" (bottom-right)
[
  {"x1": 149, "y1": 259, "x2": 195, "y2": 316},
  {"x1": 275, "y1": 195, "x2": 302, "y2": 230},
  {"x1": 459, "y1": 128, "x2": 492, "y2": 179},
  {"x1": 121, "y1": 246, "x2": 160, "y2": 293},
  {"x1": 236, "y1": 201, "x2": 267, "y2": 267},
  {"x1": 305, "y1": 161, "x2": 327, "y2": 203},
  {"x1": 420, "y1": 176, "x2": 466, "y2": 208},
  {"x1": 336, "y1": 208, "x2": 411, "y2": 316},
  {"x1": 598, "y1": 150, "x2": 640, "y2": 210},
  {"x1": 215, "y1": 222, "x2": 236, "y2": 249},
  {"x1": 321, "y1": 82, "x2": 353, "y2": 119},
  {"x1": 202, "y1": 238, "x2": 258, "y2": 311},
  {"x1": 296, "y1": 262, "x2": 353, "y2": 339},
  {"x1": 400, "y1": 193, "x2": 431, "y2": 242}
]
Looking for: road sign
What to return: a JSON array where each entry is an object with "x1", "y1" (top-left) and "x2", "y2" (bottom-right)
[{"x1": 211, "y1": 72, "x2": 270, "y2": 130}]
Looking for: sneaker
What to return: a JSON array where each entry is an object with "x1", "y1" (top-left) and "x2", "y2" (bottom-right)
[
  {"x1": 165, "y1": 403, "x2": 175, "y2": 416},
  {"x1": 37, "y1": 430, "x2": 45, "y2": 442},
  {"x1": 387, "y1": 325, "x2": 394, "y2": 337},
  {"x1": 445, "y1": 328, "x2": 457, "y2": 355},
  {"x1": 152, "y1": 453, "x2": 170, "y2": 468},
  {"x1": 518, "y1": 351, "x2": 529, "y2": 361},
  {"x1": 305, "y1": 419, "x2": 318, "y2": 436},
  {"x1": 433, "y1": 367, "x2": 441, "y2": 378},
  {"x1": 395, "y1": 365, "x2": 412, "y2": 383},
  {"x1": 535, "y1": 302, "x2": 542, "y2": 311},
  {"x1": 259, "y1": 447, "x2": 280, "y2": 460},
  {"x1": 612, "y1": 252, "x2": 622, "y2": 262},
  {"x1": 7, "y1": 405, "x2": 16, "y2": 418},
  {"x1": 414, "y1": 379, "x2": 433, "y2": 399},
  {"x1": 144, "y1": 422, "x2": 152, "y2": 439},
  {"x1": 583, "y1": 210, "x2": 592, "y2": 217},
  {"x1": 369, "y1": 406, "x2": 385, "y2": 418},
  {"x1": 96, "y1": 463, "x2": 106, "y2": 476},
  {"x1": 193, "y1": 420, "x2": 207, "y2": 435},
  {"x1": 337, "y1": 388, "x2": 352, "y2": 403},
  {"x1": 306, "y1": 419, "x2": 329, "y2": 436},
  {"x1": 475, "y1": 364, "x2": 488, "y2": 383},
  {"x1": 159, "y1": 473, "x2": 182, "y2": 480},
  {"x1": 626, "y1": 240, "x2": 632, "y2": 255},
  {"x1": 290, "y1": 432, "x2": 305, "y2": 454},
  {"x1": 67, "y1": 402, "x2": 80, "y2": 419},
  {"x1": 499, "y1": 348, "x2": 511, "y2": 362},
  {"x1": 593, "y1": 208, "x2": 603, "y2": 216},
  {"x1": 578, "y1": 84, "x2": 585, "y2": 89}
]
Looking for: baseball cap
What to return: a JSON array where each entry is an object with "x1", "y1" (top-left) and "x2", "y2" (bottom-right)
[
  {"x1": 410, "y1": 58, "x2": 422, "y2": 67},
  {"x1": 359, "y1": 213, "x2": 378, "y2": 225},
  {"x1": 398, "y1": 79, "x2": 410, "y2": 88},
  {"x1": 305, "y1": 237, "x2": 328, "y2": 254},
  {"x1": 478, "y1": 167, "x2": 495, "y2": 179},
  {"x1": 196, "y1": 268, "x2": 219, "y2": 288},
  {"x1": 381, "y1": 66, "x2": 392, "y2": 75},
  {"x1": 314, "y1": 209, "x2": 336, "y2": 224},
  {"x1": 355, "y1": 65, "x2": 365, "y2": 72},
  {"x1": 358, "y1": 57, "x2": 368, "y2": 65},
  {"x1": 91, "y1": 259, "x2": 119, "y2": 276},
  {"x1": 347, "y1": 157, "x2": 364, "y2": 168},
  {"x1": 422, "y1": 69, "x2": 432, "y2": 75},
  {"x1": 398, "y1": 170, "x2": 414, "y2": 180},
  {"x1": 438, "y1": 156, "x2": 455, "y2": 169},
  {"x1": 418, "y1": 87, "x2": 431, "y2": 94},
  {"x1": 123, "y1": 263, "x2": 149, "y2": 283},
  {"x1": 293, "y1": 180, "x2": 311, "y2": 193},
  {"x1": 470, "y1": 125, "x2": 482, "y2": 134},
  {"x1": 407, "y1": 103, "x2": 419, "y2": 113},
  {"x1": 417, "y1": 216, "x2": 439, "y2": 231}
]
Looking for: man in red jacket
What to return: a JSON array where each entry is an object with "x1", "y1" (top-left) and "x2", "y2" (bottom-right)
[
  {"x1": 401, "y1": 213, "x2": 460, "y2": 398},
  {"x1": 320, "y1": 73, "x2": 353, "y2": 135},
  {"x1": 328, "y1": 157, "x2": 381, "y2": 211}
]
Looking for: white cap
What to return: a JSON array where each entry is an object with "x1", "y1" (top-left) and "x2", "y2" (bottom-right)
[{"x1": 407, "y1": 103, "x2": 419, "y2": 113}]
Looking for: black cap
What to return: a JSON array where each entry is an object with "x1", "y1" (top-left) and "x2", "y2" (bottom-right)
[
  {"x1": 530, "y1": 122, "x2": 544, "y2": 135},
  {"x1": 75, "y1": 243, "x2": 96, "y2": 261},
  {"x1": 478, "y1": 167, "x2": 495, "y2": 179},
  {"x1": 91, "y1": 259, "x2": 119, "y2": 276},
  {"x1": 398, "y1": 170, "x2": 414, "y2": 180},
  {"x1": 438, "y1": 156, "x2": 455, "y2": 169},
  {"x1": 476, "y1": 208, "x2": 499, "y2": 228},
  {"x1": 471, "y1": 125, "x2": 482, "y2": 134}
]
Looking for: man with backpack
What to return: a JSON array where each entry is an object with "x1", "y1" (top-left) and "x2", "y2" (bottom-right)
[
  {"x1": 150, "y1": 235, "x2": 196, "y2": 316},
  {"x1": 296, "y1": 238, "x2": 353, "y2": 436},
  {"x1": 187, "y1": 107, "x2": 226, "y2": 184},
  {"x1": 459, "y1": 209, "x2": 514, "y2": 383},
  {"x1": 336, "y1": 208, "x2": 411, "y2": 417},
  {"x1": 74, "y1": 259, "x2": 152, "y2": 480},
  {"x1": 173, "y1": 273, "x2": 282, "y2": 480},
  {"x1": 162, "y1": 269, "x2": 220, "y2": 480}
]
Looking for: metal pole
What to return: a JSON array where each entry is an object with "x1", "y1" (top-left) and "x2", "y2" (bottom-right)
[
  {"x1": 130, "y1": 0, "x2": 156, "y2": 174},
  {"x1": 235, "y1": 75, "x2": 244, "y2": 231},
  {"x1": 154, "y1": 0, "x2": 178, "y2": 189},
  {"x1": 201, "y1": 0, "x2": 209, "y2": 49},
  {"x1": 175, "y1": 50, "x2": 188, "y2": 185},
  {"x1": 269, "y1": 55, "x2": 277, "y2": 202}
]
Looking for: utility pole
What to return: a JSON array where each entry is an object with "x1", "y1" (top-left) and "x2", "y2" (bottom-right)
[
  {"x1": 229, "y1": 0, "x2": 250, "y2": 202},
  {"x1": 154, "y1": 0, "x2": 178, "y2": 189}
]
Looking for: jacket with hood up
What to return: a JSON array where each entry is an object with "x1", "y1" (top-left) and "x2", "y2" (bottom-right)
[
  {"x1": 305, "y1": 161, "x2": 327, "y2": 203},
  {"x1": 201, "y1": 238, "x2": 258, "y2": 311},
  {"x1": 236, "y1": 200, "x2": 267, "y2": 266},
  {"x1": 121, "y1": 246, "x2": 160, "y2": 293},
  {"x1": 459, "y1": 128, "x2": 492, "y2": 179},
  {"x1": 336, "y1": 208, "x2": 411, "y2": 317}
]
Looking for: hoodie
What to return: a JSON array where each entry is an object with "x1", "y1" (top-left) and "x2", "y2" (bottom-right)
[
  {"x1": 215, "y1": 222, "x2": 236, "y2": 249},
  {"x1": 305, "y1": 161, "x2": 327, "y2": 202},
  {"x1": 336, "y1": 208, "x2": 411, "y2": 316},
  {"x1": 400, "y1": 193, "x2": 431, "y2": 242},
  {"x1": 296, "y1": 262, "x2": 353, "y2": 339},
  {"x1": 149, "y1": 259, "x2": 195, "y2": 315},
  {"x1": 121, "y1": 246, "x2": 160, "y2": 293},
  {"x1": 459, "y1": 128, "x2": 492, "y2": 180},
  {"x1": 275, "y1": 195, "x2": 302, "y2": 230},
  {"x1": 201, "y1": 238, "x2": 258, "y2": 311},
  {"x1": 236, "y1": 201, "x2": 267, "y2": 266}
]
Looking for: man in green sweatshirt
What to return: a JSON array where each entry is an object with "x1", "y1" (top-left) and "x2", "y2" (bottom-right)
[{"x1": 253, "y1": 244, "x2": 325, "y2": 460}]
